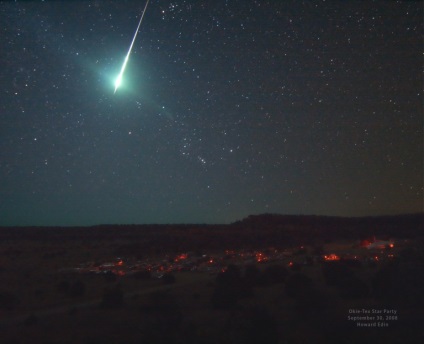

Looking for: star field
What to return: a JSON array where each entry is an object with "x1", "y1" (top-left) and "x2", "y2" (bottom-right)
[{"x1": 0, "y1": 0, "x2": 422, "y2": 226}]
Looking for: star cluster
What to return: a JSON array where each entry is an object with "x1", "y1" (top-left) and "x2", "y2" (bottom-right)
[{"x1": 0, "y1": 0, "x2": 422, "y2": 226}]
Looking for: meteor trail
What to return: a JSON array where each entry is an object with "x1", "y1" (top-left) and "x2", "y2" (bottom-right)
[{"x1": 114, "y1": 0, "x2": 150, "y2": 93}]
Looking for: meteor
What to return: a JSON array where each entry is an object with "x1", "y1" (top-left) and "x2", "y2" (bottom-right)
[{"x1": 114, "y1": 0, "x2": 150, "y2": 93}]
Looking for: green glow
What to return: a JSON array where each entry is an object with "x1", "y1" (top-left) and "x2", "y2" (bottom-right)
[{"x1": 114, "y1": 55, "x2": 129, "y2": 93}]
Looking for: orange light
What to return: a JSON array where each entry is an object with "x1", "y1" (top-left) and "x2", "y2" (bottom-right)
[
  {"x1": 389, "y1": 243, "x2": 394, "y2": 248},
  {"x1": 324, "y1": 254, "x2": 340, "y2": 261}
]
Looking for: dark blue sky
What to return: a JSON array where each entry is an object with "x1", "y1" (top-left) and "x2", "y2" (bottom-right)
[{"x1": 0, "y1": 0, "x2": 422, "y2": 226}]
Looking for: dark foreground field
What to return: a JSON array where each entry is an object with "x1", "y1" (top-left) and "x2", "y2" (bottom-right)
[{"x1": 0, "y1": 214, "x2": 423, "y2": 344}]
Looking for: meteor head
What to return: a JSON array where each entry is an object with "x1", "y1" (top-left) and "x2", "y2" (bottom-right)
[{"x1": 114, "y1": 74, "x2": 123, "y2": 93}]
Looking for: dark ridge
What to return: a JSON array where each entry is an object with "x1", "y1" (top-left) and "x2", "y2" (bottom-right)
[
  {"x1": 0, "y1": 213, "x2": 422, "y2": 248},
  {"x1": 232, "y1": 213, "x2": 424, "y2": 227}
]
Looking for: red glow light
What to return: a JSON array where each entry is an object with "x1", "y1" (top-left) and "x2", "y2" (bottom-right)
[{"x1": 324, "y1": 254, "x2": 340, "y2": 261}]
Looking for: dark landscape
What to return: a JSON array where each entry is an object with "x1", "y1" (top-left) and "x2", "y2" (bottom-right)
[{"x1": 0, "y1": 213, "x2": 423, "y2": 344}]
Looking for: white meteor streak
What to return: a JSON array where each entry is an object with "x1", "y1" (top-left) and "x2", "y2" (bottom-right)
[{"x1": 114, "y1": 0, "x2": 150, "y2": 93}]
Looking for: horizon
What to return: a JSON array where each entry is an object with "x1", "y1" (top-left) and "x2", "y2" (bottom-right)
[{"x1": 1, "y1": 212, "x2": 422, "y2": 228}]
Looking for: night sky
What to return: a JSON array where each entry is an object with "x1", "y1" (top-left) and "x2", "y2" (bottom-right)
[{"x1": 0, "y1": 0, "x2": 422, "y2": 226}]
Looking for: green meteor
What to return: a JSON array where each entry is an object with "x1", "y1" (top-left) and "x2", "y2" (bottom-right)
[{"x1": 114, "y1": 0, "x2": 150, "y2": 93}]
